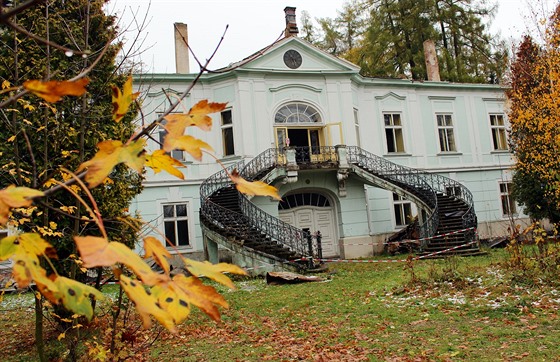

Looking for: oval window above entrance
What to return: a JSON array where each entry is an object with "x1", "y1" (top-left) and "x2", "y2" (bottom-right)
[
  {"x1": 278, "y1": 192, "x2": 331, "y2": 210},
  {"x1": 275, "y1": 103, "x2": 322, "y2": 124}
]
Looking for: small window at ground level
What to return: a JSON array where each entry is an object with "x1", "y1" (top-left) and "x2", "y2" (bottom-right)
[
  {"x1": 499, "y1": 182, "x2": 516, "y2": 216},
  {"x1": 163, "y1": 203, "x2": 190, "y2": 247},
  {"x1": 393, "y1": 193, "x2": 413, "y2": 227}
]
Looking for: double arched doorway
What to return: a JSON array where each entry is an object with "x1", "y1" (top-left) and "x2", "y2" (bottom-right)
[{"x1": 278, "y1": 191, "x2": 338, "y2": 257}]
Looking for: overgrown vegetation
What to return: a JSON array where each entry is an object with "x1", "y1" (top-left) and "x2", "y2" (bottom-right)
[{"x1": 2, "y1": 248, "x2": 560, "y2": 361}]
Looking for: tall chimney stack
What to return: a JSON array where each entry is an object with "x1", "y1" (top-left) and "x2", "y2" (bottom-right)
[
  {"x1": 174, "y1": 23, "x2": 190, "y2": 74},
  {"x1": 423, "y1": 40, "x2": 440, "y2": 81},
  {"x1": 284, "y1": 6, "x2": 298, "y2": 37}
]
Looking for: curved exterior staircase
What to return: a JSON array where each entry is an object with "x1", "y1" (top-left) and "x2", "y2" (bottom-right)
[{"x1": 200, "y1": 146, "x2": 480, "y2": 272}]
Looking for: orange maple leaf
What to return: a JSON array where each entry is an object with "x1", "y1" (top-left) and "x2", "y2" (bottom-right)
[
  {"x1": 74, "y1": 235, "x2": 166, "y2": 286},
  {"x1": 23, "y1": 78, "x2": 89, "y2": 103},
  {"x1": 182, "y1": 258, "x2": 247, "y2": 289},
  {"x1": 144, "y1": 237, "x2": 172, "y2": 274},
  {"x1": 145, "y1": 150, "x2": 184, "y2": 179},
  {"x1": 229, "y1": 169, "x2": 281, "y2": 200},
  {"x1": 0, "y1": 185, "x2": 44, "y2": 225},
  {"x1": 77, "y1": 139, "x2": 146, "y2": 188},
  {"x1": 168, "y1": 274, "x2": 229, "y2": 322},
  {"x1": 163, "y1": 135, "x2": 213, "y2": 161},
  {"x1": 112, "y1": 76, "x2": 139, "y2": 123},
  {"x1": 164, "y1": 100, "x2": 227, "y2": 135}
]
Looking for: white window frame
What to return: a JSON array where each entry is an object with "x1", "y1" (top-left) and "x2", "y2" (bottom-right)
[
  {"x1": 436, "y1": 113, "x2": 457, "y2": 152},
  {"x1": 499, "y1": 182, "x2": 517, "y2": 216},
  {"x1": 354, "y1": 108, "x2": 361, "y2": 148},
  {"x1": 393, "y1": 193, "x2": 413, "y2": 228},
  {"x1": 162, "y1": 202, "x2": 192, "y2": 248},
  {"x1": 490, "y1": 113, "x2": 508, "y2": 151},
  {"x1": 221, "y1": 109, "x2": 235, "y2": 157},
  {"x1": 383, "y1": 113, "x2": 405, "y2": 153}
]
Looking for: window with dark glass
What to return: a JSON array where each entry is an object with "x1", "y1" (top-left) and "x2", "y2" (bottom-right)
[
  {"x1": 221, "y1": 110, "x2": 234, "y2": 156},
  {"x1": 163, "y1": 203, "x2": 190, "y2": 247},
  {"x1": 499, "y1": 182, "x2": 516, "y2": 216},
  {"x1": 436, "y1": 113, "x2": 456, "y2": 152},
  {"x1": 393, "y1": 193, "x2": 412, "y2": 227},
  {"x1": 490, "y1": 114, "x2": 508, "y2": 150},
  {"x1": 384, "y1": 113, "x2": 405, "y2": 153}
]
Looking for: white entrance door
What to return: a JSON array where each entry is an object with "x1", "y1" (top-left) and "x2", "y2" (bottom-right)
[{"x1": 279, "y1": 207, "x2": 338, "y2": 257}]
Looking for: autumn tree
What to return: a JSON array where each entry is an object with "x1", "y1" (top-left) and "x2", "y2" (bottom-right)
[{"x1": 508, "y1": 7, "x2": 560, "y2": 223}]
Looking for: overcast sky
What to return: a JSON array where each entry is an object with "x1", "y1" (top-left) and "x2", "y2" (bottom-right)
[{"x1": 106, "y1": 0, "x2": 557, "y2": 73}]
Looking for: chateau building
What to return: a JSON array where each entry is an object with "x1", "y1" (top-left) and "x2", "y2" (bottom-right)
[{"x1": 132, "y1": 8, "x2": 524, "y2": 271}]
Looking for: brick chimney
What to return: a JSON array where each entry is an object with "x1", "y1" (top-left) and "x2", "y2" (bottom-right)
[
  {"x1": 423, "y1": 40, "x2": 440, "y2": 81},
  {"x1": 284, "y1": 6, "x2": 298, "y2": 37},
  {"x1": 174, "y1": 22, "x2": 190, "y2": 74}
]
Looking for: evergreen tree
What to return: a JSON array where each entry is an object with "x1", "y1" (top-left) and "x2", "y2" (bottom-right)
[{"x1": 0, "y1": 0, "x2": 142, "y2": 275}]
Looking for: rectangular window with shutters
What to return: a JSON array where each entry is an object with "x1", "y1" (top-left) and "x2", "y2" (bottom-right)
[
  {"x1": 221, "y1": 109, "x2": 235, "y2": 156},
  {"x1": 436, "y1": 113, "x2": 457, "y2": 152},
  {"x1": 384, "y1": 113, "x2": 405, "y2": 153},
  {"x1": 490, "y1": 114, "x2": 508, "y2": 150},
  {"x1": 163, "y1": 203, "x2": 190, "y2": 247}
]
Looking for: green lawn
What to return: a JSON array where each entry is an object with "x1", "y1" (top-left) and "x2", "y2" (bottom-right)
[{"x1": 2, "y1": 249, "x2": 560, "y2": 361}]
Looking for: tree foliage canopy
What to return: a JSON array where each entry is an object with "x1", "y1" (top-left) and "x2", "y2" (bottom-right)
[
  {"x1": 305, "y1": 0, "x2": 508, "y2": 83},
  {"x1": 507, "y1": 5, "x2": 560, "y2": 223}
]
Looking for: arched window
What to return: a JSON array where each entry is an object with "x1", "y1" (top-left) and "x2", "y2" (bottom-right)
[
  {"x1": 278, "y1": 192, "x2": 331, "y2": 210},
  {"x1": 274, "y1": 103, "x2": 321, "y2": 124}
]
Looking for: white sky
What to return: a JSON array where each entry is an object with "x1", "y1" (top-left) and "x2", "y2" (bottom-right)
[{"x1": 107, "y1": 0, "x2": 558, "y2": 73}]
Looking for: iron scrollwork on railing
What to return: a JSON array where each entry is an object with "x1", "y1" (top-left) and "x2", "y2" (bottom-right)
[
  {"x1": 346, "y1": 146, "x2": 439, "y2": 239},
  {"x1": 200, "y1": 148, "x2": 311, "y2": 260}
]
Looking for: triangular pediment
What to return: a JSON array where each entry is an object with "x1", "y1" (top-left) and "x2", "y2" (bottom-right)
[{"x1": 232, "y1": 37, "x2": 360, "y2": 74}]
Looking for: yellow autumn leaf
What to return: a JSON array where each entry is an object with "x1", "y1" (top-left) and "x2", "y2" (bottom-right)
[
  {"x1": 57, "y1": 333, "x2": 66, "y2": 341},
  {"x1": 229, "y1": 169, "x2": 281, "y2": 200},
  {"x1": 2, "y1": 80, "x2": 10, "y2": 89},
  {"x1": 0, "y1": 186, "x2": 44, "y2": 225},
  {"x1": 170, "y1": 274, "x2": 229, "y2": 322},
  {"x1": 51, "y1": 276, "x2": 104, "y2": 320},
  {"x1": 182, "y1": 257, "x2": 247, "y2": 289},
  {"x1": 144, "y1": 237, "x2": 171, "y2": 274},
  {"x1": 145, "y1": 150, "x2": 184, "y2": 179},
  {"x1": 74, "y1": 235, "x2": 166, "y2": 286},
  {"x1": 77, "y1": 139, "x2": 146, "y2": 188},
  {"x1": 23, "y1": 78, "x2": 89, "y2": 103},
  {"x1": 164, "y1": 100, "x2": 227, "y2": 136},
  {"x1": 7, "y1": 135, "x2": 15, "y2": 142},
  {"x1": 112, "y1": 76, "x2": 139, "y2": 123},
  {"x1": 120, "y1": 275, "x2": 177, "y2": 332},
  {"x1": 163, "y1": 135, "x2": 213, "y2": 161},
  {"x1": 150, "y1": 282, "x2": 191, "y2": 324}
]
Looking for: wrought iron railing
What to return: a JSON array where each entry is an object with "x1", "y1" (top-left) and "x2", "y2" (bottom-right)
[
  {"x1": 292, "y1": 146, "x2": 338, "y2": 165},
  {"x1": 201, "y1": 145, "x2": 477, "y2": 262},
  {"x1": 200, "y1": 161, "x2": 243, "y2": 201},
  {"x1": 346, "y1": 146, "x2": 439, "y2": 238},
  {"x1": 200, "y1": 148, "x2": 310, "y2": 259}
]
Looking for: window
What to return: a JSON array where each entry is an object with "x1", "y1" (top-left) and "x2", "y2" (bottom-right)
[
  {"x1": 157, "y1": 115, "x2": 184, "y2": 161},
  {"x1": 490, "y1": 114, "x2": 508, "y2": 150},
  {"x1": 393, "y1": 193, "x2": 412, "y2": 227},
  {"x1": 354, "y1": 108, "x2": 361, "y2": 147},
  {"x1": 436, "y1": 114, "x2": 456, "y2": 152},
  {"x1": 499, "y1": 182, "x2": 516, "y2": 216},
  {"x1": 163, "y1": 203, "x2": 190, "y2": 247},
  {"x1": 274, "y1": 103, "x2": 321, "y2": 124},
  {"x1": 221, "y1": 110, "x2": 235, "y2": 156},
  {"x1": 384, "y1": 113, "x2": 405, "y2": 153}
]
